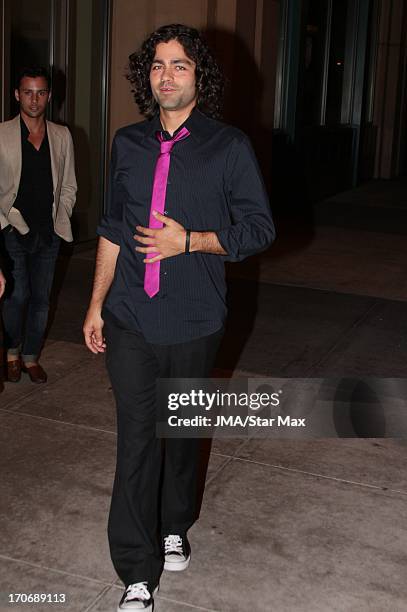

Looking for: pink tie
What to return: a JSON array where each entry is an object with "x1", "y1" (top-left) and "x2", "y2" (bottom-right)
[{"x1": 144, "y1": 126, "x2": 190, "y2": 298}]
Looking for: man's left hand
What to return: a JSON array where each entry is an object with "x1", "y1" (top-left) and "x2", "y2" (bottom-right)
[{"x1": 134, "y1": 211, "x2": 186, "y2": 263}]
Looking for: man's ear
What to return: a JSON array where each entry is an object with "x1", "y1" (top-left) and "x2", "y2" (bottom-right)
[
  {"x1": 48, "y1": 90, "x2": 52, "y2": 103},
  {"x1": 14, "y1": 89, "x2": 20, "y2": 102}
]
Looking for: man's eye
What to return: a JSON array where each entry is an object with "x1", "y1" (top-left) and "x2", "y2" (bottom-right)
[
  {"x1": 152, "y1": 65, "x2": 161, "y2": 70},
  {"x1": 175, "y1": 66, "x2": 186, "y2": 70}
]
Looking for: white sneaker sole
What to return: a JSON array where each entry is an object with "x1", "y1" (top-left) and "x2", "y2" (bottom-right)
[
  {"x1": 117, "y1": 585, "x2": 159, "y2": 611},
  {"x1": 164, "y1": 554, "x2": 191, "y2": 571}
]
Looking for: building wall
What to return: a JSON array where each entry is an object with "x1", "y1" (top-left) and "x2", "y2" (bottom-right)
[{"x1": 373, "y1": 0, "x2": 407, "y2": 177}]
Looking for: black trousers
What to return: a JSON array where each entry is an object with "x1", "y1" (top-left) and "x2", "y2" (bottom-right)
[{"x1": 104, "y1": 318, "x2": 223, "y2": 588}]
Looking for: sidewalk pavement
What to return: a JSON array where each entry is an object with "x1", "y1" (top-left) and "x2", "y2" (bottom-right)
[{"x1": 1, "y1": 179, "x2": 407, "y2": 611}]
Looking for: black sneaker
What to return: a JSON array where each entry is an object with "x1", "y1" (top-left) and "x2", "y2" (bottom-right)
[
  {"x1": 163, "y1": 534, "x2": 191, "y2": 571},
  {"x1": 117, "y1": 582, "x2": 158, "y2": 611}
]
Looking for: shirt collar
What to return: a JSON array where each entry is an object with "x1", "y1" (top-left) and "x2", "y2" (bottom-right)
[
  {"x1": 20, "y1": 115, "x2": 48, "y2": 140},
  {"x1": 144, "y1": 107, "x2": 210, "y2": 144}
]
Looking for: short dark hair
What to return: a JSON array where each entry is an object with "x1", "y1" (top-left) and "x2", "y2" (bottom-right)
[
  {"x1": 15, "y1": 66, "x2": 51, "y2": 90},
  {"x1": 127, "y1": 23, "x2": 224, "y2": 119}
]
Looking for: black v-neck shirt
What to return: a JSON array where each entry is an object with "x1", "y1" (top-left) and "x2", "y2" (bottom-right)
[{"x1": 13, "y1": 118, "x2": 54, "y2": 238}]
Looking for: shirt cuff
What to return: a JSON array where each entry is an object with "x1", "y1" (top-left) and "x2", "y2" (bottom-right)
[
  {"x1": 216, "y1": 228, "x2": 242, "y2": 262},
  {"x1": 96, "y1": 218, "x2": 121, "y2": 245}
]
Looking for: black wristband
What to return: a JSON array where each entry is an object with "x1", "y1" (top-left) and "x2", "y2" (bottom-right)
[{"x1": 185, "y1": 229, "x2": 191, "y2": 254}]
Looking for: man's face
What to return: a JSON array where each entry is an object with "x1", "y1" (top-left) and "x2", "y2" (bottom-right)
[
  {"x1": 150, "y1": 39, "x2": 197, "y2": 113},
  {"x1": 15, "y1": 76, "x2": 50, "y2": 119}
]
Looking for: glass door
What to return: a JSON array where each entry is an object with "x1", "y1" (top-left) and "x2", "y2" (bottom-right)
[
  {"x1": 3, "y1": 0, "x2": 52, "y2": 120},
  {"x1": 69, "y1": 0, "x2": 110, "y2": 242},
  {"x1": 1, "y1": 0, "x2": 111, "y2": 242}
]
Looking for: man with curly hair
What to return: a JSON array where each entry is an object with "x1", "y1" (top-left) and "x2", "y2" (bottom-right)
[{"x1": 84, "y1": 23, "x2": 274, "y2": 611}]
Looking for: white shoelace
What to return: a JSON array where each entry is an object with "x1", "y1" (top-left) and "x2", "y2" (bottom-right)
[
  {"x1": 125, "y1": 582, "x2": 151, "y2": 602},
  {"x1": 164, "y1": 534, "x2": 183, "y2": 555}
]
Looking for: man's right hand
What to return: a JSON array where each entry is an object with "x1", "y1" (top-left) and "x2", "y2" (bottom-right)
[{"x1": 83, "y1": 307, "x2": 106, "y2": 354}]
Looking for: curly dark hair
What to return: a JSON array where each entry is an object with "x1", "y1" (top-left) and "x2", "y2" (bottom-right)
[{"x1": 127, "y1": 23, "x2": 224, "y2": 119}]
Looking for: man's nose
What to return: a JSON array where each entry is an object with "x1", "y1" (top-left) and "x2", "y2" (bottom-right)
[{"x1": 161, "y1": 66, "x2": 174, "y2": 81}]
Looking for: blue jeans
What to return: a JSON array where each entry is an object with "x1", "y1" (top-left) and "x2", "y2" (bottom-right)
[{"x1": 1, "y1": 228, "x2": 60, "y2": 361}]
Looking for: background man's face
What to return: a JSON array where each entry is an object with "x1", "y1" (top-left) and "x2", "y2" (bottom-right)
[
  {"x1": 15, "y1": 76, "x2": 50, "y2": 119},
  {"x1": 150, "y1": 39, "x2": 197, "y2": 113}
]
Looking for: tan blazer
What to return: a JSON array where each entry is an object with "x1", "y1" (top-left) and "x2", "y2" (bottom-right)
[{"x1": 0, "y1": 115, "x2": 77, "y2": 242}]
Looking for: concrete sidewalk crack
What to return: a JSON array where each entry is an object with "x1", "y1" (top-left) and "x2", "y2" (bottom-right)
[
  {"x1": 82, "y1": 584, "x2": 115, "y2": 612},
  {"x1": 230, "y1": 455, "x2": 407, "y2": 497},
  {"x1": 305, "y1": 300, "x2": 381, "y2": 374},
  {"x1": 0, "y1": 405, "x2": 117, "y2": 436},
  {"x1": 0, "y1": 553, "x2": 114, "y2": 586}
]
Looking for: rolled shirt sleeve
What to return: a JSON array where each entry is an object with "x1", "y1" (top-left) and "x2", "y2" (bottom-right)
[
  {"x1": 216, "y1": 135, "x2": 275, "y2": 262},
  {"x1": 97, "y1": 135, "x2": 124, "y2": 245}
]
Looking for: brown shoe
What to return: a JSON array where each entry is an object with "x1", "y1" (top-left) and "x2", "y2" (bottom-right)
[
  {"x1": 7, "y1": 359, "x2": 22, "y2": 383},
  {"x1": 23, "y1": 363, "x2": 47, "y2": 384}
]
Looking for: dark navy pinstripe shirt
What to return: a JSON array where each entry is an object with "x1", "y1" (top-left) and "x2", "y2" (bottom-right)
[{"x1": 97, "y1": 108, "x2": 275, "y2": 344}]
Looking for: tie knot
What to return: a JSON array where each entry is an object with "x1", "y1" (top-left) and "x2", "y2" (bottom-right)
[
  {"x1": 160, "y1": 140, "x2": 175, "y2": 154},
  {"x1": 158, "y1": 126, "x2": 190, "y2": 154}
]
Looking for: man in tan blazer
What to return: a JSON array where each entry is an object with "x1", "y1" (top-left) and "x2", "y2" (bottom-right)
[{"x1": 0, "y1": 66, "x2": 77, "y2": 384}]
